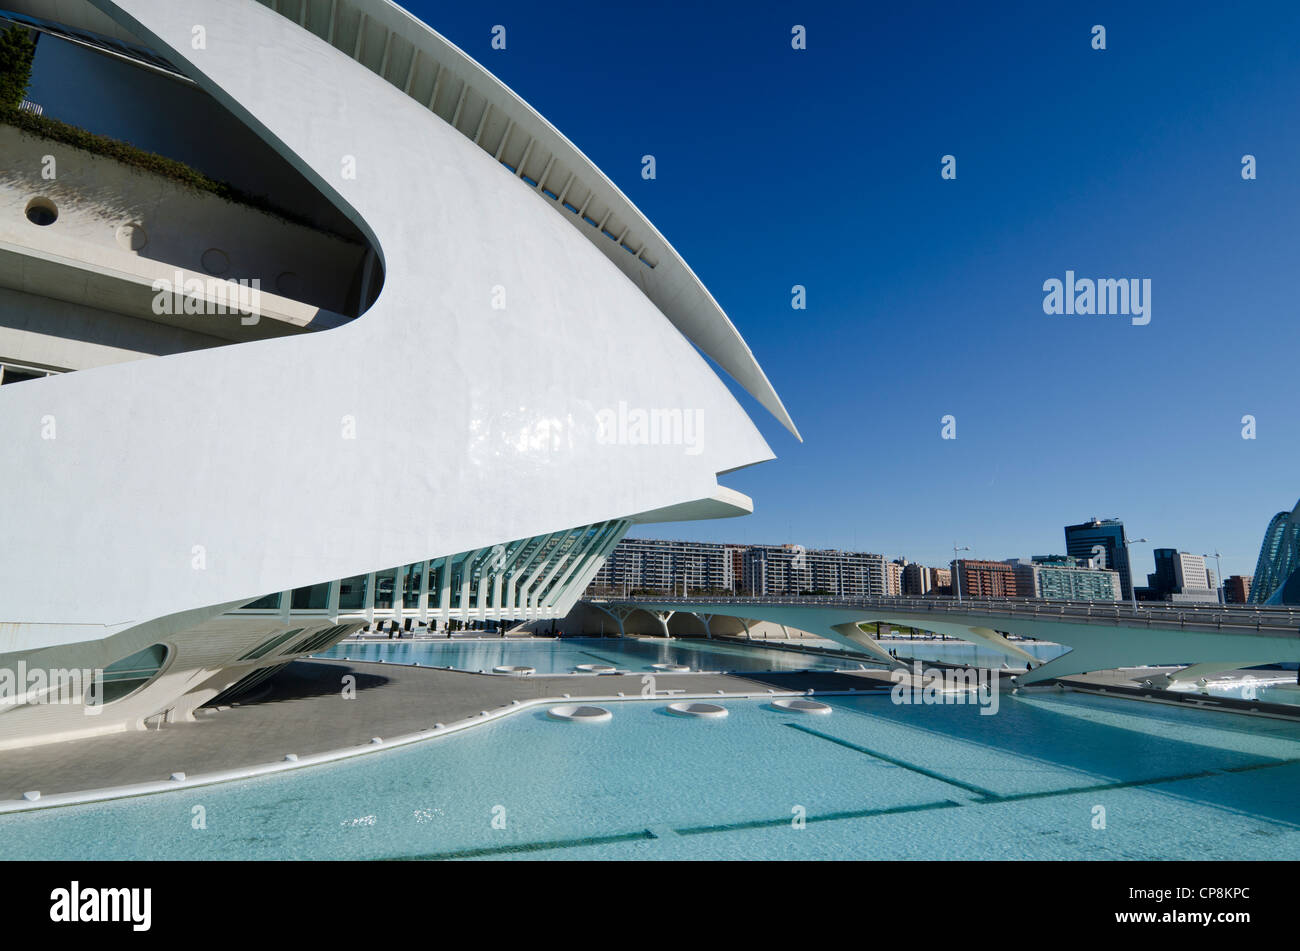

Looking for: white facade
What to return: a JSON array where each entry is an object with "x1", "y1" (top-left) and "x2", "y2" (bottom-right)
[
  {"x1": 0, "y1": 0, "x2": 792, "y2": 747},
  {"x1": 1172, "y1": 552, "x2": 1214, "y2": 595}
]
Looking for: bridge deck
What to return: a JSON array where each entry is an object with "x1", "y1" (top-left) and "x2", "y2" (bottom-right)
[{"x1": 597, "y1": 595, "x2": 1300, "y2": 637}]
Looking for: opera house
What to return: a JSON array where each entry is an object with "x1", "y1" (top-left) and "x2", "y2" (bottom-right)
[{"x1": 0, "y1": 0, "x2": 795, "y2": 748}]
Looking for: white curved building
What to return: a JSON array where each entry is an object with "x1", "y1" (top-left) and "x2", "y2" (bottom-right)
[{"x1": 0, "y1": 0, "x2": 794, "y2": 747}]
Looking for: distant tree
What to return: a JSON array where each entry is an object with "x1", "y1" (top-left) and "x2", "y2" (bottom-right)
[{"x1": 0, "y1": 26, "x2": 36, "y2": 110}]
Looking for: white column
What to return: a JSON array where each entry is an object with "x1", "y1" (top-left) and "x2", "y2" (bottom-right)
[
  {"x1": 417, "y1": 559, "x2": 430, "y2": 624},
  {"x1": 438, "y1": 556, "x2": 455, "y2": 627},
  {"x1": 364, "y1": 571, "x2": 376, "y2": 625},
  {"x1": 503, "y1": 541, "x2": 540, "y2": 617}
]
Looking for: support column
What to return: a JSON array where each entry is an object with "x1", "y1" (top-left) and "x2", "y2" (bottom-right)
[
  {"x1": 417, "y1": 560, "x2": 431, "y2": 624},
  {"x1": 392, "y1": 565, "x2": 404, "y2": 627},
  {"x1": 590, "y1": 602, "x2": 637, "y2": 637},
  {"x1": 458, "y1": 548, "x2": 487, "y2": 622},
  {"x1": 438, "y1": 554, "x2": 459, "y2": 628},
  {"x1": 529, "y1": 529, "x2": 583, "y2": 613},
  {"x1": 364, "y1": 571, "x2": 376, "y2": 627},
  {"x1": 650, "y1": 610, "x2": 675, "y2": 637},
  {"x1": 827, "y1": 621, "x2": 906, "y2": 668},
  {"x1": 505, "y1": 533, "x2": 554, "y2": 617}
]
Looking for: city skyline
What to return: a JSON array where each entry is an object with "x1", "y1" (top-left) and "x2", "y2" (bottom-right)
[{"x1": 604, "y1": 508, "x2": 1267, "y2": 585}]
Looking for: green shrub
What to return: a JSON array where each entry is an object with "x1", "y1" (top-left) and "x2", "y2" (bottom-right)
[
  {"x1": 0, "y1": 25, "x2": 36, "y2": 110},
  {"x1": 0, "y1": 107, "x2": 336, "y2": 233}
]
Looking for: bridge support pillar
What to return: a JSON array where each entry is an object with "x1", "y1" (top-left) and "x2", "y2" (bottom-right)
[
  {"x1": 650, "y1": 610, "x2": 675, "y2": 637},
  {"x1": 692, "y1": 613, "x2": 716, "y2": 639},
  {"x1": 828, "y1": 621, "x2": 907, "y2": 668},
  {"x1": 588, "y1": 602, "x2": 638, "y2": 637},
  {"x1": 962, "y1": 626, "x2": 1039, "y2": 668}
]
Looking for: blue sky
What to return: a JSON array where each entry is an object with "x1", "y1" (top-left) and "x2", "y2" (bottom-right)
[{"x1": 406, "y1": 0, "x2": 1300, "y2": 578}]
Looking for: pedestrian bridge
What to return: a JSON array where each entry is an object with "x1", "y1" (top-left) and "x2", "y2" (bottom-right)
[{"x1": 585, "y1": 595, "x2": 1300, "y2": 686}]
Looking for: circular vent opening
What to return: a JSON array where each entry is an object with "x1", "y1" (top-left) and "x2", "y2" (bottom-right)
[{"x1": 25, "y1": 197, "x2": 57, "y2": 226}]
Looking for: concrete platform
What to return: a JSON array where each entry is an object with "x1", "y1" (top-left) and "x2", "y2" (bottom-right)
[
  {"x1": 0, "y1": 660, "x2": 896, "y2": 804},
  {"x1": 7, "y1": 653, "x2": 1290, "y2": 809}
]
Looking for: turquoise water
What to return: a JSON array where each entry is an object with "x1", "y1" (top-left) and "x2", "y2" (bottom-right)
[
  {"x1": 317, "y1": 636, "x2": 857, "y2": 673},
  {"x1": 4, "y1": 691, "x2": 1299, "y2": 860},
  {"x1": 880, "y1": 639, "x2": 1067, "y2": 667},
  {"x1": 318, "y1": 635, "x2": 1067, "y2": 674}
]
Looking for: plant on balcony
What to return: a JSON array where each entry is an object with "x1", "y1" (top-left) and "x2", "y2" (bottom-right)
[{"x1": 0, "y1": 24, "x2": 35, "y2": 110}]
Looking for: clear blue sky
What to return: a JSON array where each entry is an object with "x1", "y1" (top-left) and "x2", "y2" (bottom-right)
[{"x1": 414, "y1": 0, "x2": 1299, "y2": 577}]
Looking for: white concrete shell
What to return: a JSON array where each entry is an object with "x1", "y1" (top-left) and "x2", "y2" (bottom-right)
[{"x1": 0, "y1": 0, "x2": 792, "y2": 745}]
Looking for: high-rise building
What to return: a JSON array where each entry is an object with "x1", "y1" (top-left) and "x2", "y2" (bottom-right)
[
  {"x1": 1010, "y1": 556, "x2": 1121, "y2": 601},
  {"x1": 1065, "y1": 518, "x2": 1132, "y2": 600},
  {"x1": 885, "y1": 560, "x2": 904, "y2": 596},
  {"x1": 1148, "y1": 549, "x2": 1218, "y2": 603},
  {"x1": 1147, "y1": 548, "x2": 1178, "y2": 597},
  {"x1": 588, "y1": 540, "x2": 890, "y2": 599},
  {"x1": 1175, "y1": 552, "x2": 1210, "y2": 592},
  {"x1": 952, "y1": 559, "x2": 1018, "y2": 599},
  {"x1": 1225, "y1": 575, "x2": 1253, "y2": 604},
  {"x1": 932, "y1": 568, "x2": 952, "y2": 594},
  {"x1": 589, "y1": 539, "x2": 737, "y2": 595},
  {"x1": 743, "y1": 545, "x2": 886, "y2": 598},
  {"x1": 902, "y1": 562, "x2": 932, "y2": 596}
]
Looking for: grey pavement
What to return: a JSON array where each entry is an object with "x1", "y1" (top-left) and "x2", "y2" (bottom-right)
[{"x1": 0, "y1": 660, "x2": 894, "y2": 802}]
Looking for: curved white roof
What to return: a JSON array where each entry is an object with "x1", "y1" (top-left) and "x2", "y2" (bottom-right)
[
  {"x1": 0, "y1": 0, "x2": 779, "y2": 642},
  {"x1": 11, "y1": 0, "x2": 799, "y2": 437},
  {"x1": 257, "y1": 0, "x2": 800, "y2": 439}
]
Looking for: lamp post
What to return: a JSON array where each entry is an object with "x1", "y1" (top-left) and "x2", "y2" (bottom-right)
[
  {"x1": 1121, "y1": 535, "x2": 1148, "y2": 610},
  {"x1": 1203, "y1": 552, "x2": 1224, "y2": 604},
  {"x1": 953, "y1": 544, "x2": 971, "y2": 602}
]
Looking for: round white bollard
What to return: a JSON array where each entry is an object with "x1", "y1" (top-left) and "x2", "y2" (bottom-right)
[
  {"x1": 547, "y1": 704, "x2": 613, "y2": 723},
  {"x1": 666, "y1": 701, "x2": 728, "y2": 719},
  {"x1": 772, "y1": 698, "x2": 833, "y2": 715},
  {"x1": 573, "y1": 664, "x2": 617, "y2": 674},
  {"x1": 651, "y1": 663, "x2": 691, "y2": 672},
  {"x1": 493, "y1": 665, "x2": 536, "y2": 676}
]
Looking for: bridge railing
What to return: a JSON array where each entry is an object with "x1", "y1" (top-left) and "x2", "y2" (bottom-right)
[{"x1": 585, "y1": 594, "x2": 1300, "y2": 636}]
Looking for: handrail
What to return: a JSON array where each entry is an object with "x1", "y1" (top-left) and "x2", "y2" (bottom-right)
[{"x1": 584, "y1": 594, "x2": 1300, "y2": 636}]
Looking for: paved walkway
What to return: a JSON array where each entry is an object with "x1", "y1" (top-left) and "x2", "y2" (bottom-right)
[{"x1": 0, "y1": 660, "x2": 896, "y2": 802}]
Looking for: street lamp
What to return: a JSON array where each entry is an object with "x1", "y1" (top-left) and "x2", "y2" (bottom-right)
[
  {"x1": 1203, "y1": 551, "x2": 1224, "y2": 604},
  {"x1": 953, "y1": 544, "x2": 971, "y2": 603},
  {"x1": 1120, "y1": 536, "x2": 1148, "y2": 610}
]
